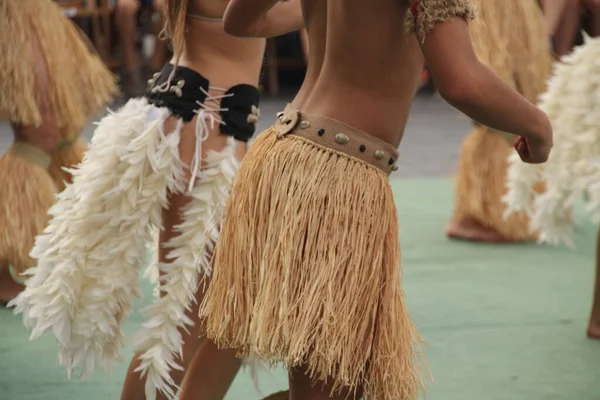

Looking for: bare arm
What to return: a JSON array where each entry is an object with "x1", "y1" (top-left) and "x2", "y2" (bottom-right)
[
  {"x1": 223, "y1": 0, "x2": 305, "y2": 38},
  {"x1": 417, "y1": 18, "x2": 551, "y2": 145}
]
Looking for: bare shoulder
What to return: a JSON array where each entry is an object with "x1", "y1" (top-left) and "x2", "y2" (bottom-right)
[{"x1": 405, "y1": 0, "x2": 476, "y2": 38}]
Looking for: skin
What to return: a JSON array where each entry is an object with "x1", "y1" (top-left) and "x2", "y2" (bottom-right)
[
  {"x1": 588, "y1": 227, "x2": 600, "y2": 339},
  {"x1": 119, "y1": 1, "x2": 304, "y2": 399},
  {"x1": 223, "y1": 0, "x2": 553, "y2": 398}
]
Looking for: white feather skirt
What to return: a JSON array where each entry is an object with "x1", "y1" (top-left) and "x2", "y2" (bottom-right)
[
  {"x1": 10, "y1": 97, "x2": 240, "y2": 399},
  {"x1": 503, "y1": 34, "x2": 600, "y2": 248}
]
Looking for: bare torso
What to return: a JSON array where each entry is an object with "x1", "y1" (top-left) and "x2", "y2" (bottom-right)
[
  {"x1": 176, "y1": 0, "x2": 265, "y2": 90},
  {"x1": 292, "y1": 0, "x2": 326, "y2": 108},
  {"x1": 298, "y1": 0, "x2": 423, "y2": 146}
]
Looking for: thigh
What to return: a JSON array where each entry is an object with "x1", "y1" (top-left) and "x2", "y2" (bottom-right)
[{"x1": 288, "y1": 365, "x2": 363, "y2": 400}]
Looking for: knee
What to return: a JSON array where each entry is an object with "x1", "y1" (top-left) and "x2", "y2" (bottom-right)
[{"x1": 116, "y1": 0, "x2": 140, "y2": 17}]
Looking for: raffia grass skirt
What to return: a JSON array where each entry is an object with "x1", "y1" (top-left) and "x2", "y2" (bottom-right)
[
  {"x1": 0, "y1": 0, "x2": 117, "y2": 141},
  {"x1": 202, "y1": 109, "x2": 425, "y2": 400},
  {"x1": 451, "y1": 125, "x2": 544, "y2": 241},
  {"x1": 48, "y1": 139, "x2": 88, "y2": 191},
  {"x1": 0, "y1": 144, "x2": 55, "y2": 279}
]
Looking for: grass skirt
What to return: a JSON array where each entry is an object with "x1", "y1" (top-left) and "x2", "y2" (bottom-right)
[
  {"x1": 0, "y1": 0, "x2": 117, "y2": 141},
  {"x1": 450, "y1": 0, "x2": 551, "y2": 239},
  {"x1": 0, "y1": 145, "x2": 55, "y2": 279},
  {"x1": 202, "y1": 109, "x2": 425, "y2": 400},
  {"x1": 451, "y1": 126, "x2": 543, "y2": 241}
]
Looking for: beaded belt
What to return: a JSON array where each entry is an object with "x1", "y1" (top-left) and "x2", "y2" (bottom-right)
[{"x1": 274, "y1": 105, "x2": 399, "y2": 175}]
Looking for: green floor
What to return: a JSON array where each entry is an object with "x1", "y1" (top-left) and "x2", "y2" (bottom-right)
[{"x1": 1, "y1": 178, "x2": 599, "y2": 400}]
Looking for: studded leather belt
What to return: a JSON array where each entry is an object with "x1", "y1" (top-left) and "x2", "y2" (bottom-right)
[{"x1": 274, "y1": 105, "x2": 399, "y2": 175}]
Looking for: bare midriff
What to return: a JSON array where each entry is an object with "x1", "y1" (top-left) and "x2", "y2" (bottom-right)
[{"x1": 172, "y1": 0, "x2": 265, "y2": 97}]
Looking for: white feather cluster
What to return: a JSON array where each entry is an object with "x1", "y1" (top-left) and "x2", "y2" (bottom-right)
[
  {"x1": 503, "y1": 34, "x2": 600, "y2": 248},
  {"x1": 133, "y1": 137, "x2": 238, "y2": 400},
  {"x1": 11, "y1": 99, "x2": 185, "y2": 377}
]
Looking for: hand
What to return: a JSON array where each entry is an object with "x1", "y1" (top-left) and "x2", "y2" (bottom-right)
[{"x1": 514, "y1": 135, "x2": 552, "y2": 164}]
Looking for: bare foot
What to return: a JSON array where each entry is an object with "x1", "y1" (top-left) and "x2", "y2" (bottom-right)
[
  {"x1": 0, "y1": 267, "x2": 24, "y2": 306},
  {"x1": 587, "y1": 319, "x2": 600, "y2": 340},
  {"x1": 262, "y1": 391, "x2": 289, "y2": 400},
  {"x1": 446, "y1": 220, "x2": 513, "y2": 243}
]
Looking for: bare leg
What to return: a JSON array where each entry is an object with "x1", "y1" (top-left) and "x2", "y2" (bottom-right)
[
  {"x1": 0, "y1": 264, "x2": 23, "y2": 305},
  {"x1": 587, "y1": 226, "x2": 600, "y2": 339},
  {"x1": 540, "y1": 0, "x2": 572, "y2": 37},
  {"x1": 121, "y1": 128, "x2": 246, "y2": 399},
  {"x1": 176, "y1": 140, "x2": 248, "y2": 400},
  {"x1": 289, "y1": 365, "x2": 362, "y2": 400},
  {"x1": 553, "y1": 0, "x2": 581, "y2": 57},
  {"x1": 584, "y1": 2, "x2": 600, "y2": 36},
  {"x1": 120, "y1": 224, "x2": 206, "y2": 400},
  {"x1": 446, "y1": 219, "x2": 515, "y2": 243},
  {"x1": 177, "y1": 340, "x2": 241, "y2": 400},
  {"x1": 115, "y1": 0, "x2": 143, "y2": 97}
]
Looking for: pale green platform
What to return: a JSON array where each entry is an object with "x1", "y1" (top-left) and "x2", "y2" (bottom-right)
[{"x1": 1, "y1": 178, "x2": 599, "y2": 400}]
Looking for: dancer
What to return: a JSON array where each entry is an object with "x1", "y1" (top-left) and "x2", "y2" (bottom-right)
[
  {"x1": 446, "y1": 0, "x2": 553, "y2": 242},
  {"x1": 10, "y1": 1, "x2": 304, "y2": 399},
  {"x1": 503, "y1": 34, "x2": 600, "y2": 339},
  {"x1": 0, "y1": 0, "x2": 117, "y2": 304},
  {"x1": 200, "y1": 0, "x2": 553, "y2": 399}
]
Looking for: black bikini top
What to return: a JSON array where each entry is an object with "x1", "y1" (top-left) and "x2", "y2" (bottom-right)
[{"x1": 145, "y1": 63, "x2": 260, "y2": 142}]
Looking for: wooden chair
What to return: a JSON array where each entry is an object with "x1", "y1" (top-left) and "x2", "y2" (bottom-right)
[{"x1": 56, "y1": 0, "x2": 120, "y2": 69}]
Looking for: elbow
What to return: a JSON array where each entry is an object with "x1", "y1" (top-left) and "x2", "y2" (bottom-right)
[
  {"x1": 436, "y1": 76, "x2": 477, "y2": 109},
  {"x1": 434, "y1": 62, "x2": 484, "y2": 109}
]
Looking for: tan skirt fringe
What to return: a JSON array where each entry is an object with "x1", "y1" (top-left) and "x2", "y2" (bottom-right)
[
  {"x1": 450, "y1": 0, "x2": 551, "y2": 239},
  {"x1": 48, "y1": 139, "x2": 87, "y2": 192},
  {"x1": 452, "y1": 126, "x2": 543, "y2": 241},
  {"x1": 0, "y1": 0, "x2": 118, "y2": 141},
  {"x1": 202, "y1": 126, "x2": 425, "y2": 399},
  {"x1": 0, "y1": 146, "x2": 56, "y2": 278}
]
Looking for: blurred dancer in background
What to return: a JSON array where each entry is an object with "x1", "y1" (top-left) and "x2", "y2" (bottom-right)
[
  {"x1": 0, "y1": 0, "x2": 116, "y2": 304},
  {"x1": 446, "y1": 0, "x2": 553, "y2": 242}
]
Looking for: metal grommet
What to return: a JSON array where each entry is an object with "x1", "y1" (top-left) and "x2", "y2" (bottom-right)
[
  {"x1": 299, "y1": 120, "x2": 310, "y2": 129},
  {"x1": 375, "y1": 150, "x2": 384, "y2": 160}
]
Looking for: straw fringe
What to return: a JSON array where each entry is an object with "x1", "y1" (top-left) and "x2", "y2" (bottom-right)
[
  {"x1": 468, "y1": 0, "x2": 552, "y2": 104},
  {"x1": 405, "y1": 0, "x2": 475, "y2": 38},
  {"x1": 11, "y1": 99, "x2": 186, "y2": 379},
  {"x1": 0, "y1": 0, "x2": 117, "y2": 140},
  {"x1": 48, "y1": 139, "x2": 88, "y2": 192},
  {"x1": 452, "y1": 126, "x2": 543, "y2": 240},
  {"x1": 504, "y1": 34, "x2": 600, "y2": 248},
  {"x1": 202, "y1": 128, "x2": 425, "y2": 400},
  {"x1": 0, "y1": 148, "x2": 56, "y2": 278},
  {"x1": 450, "y1": 0, "x2": 551, "y2": 239}
]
